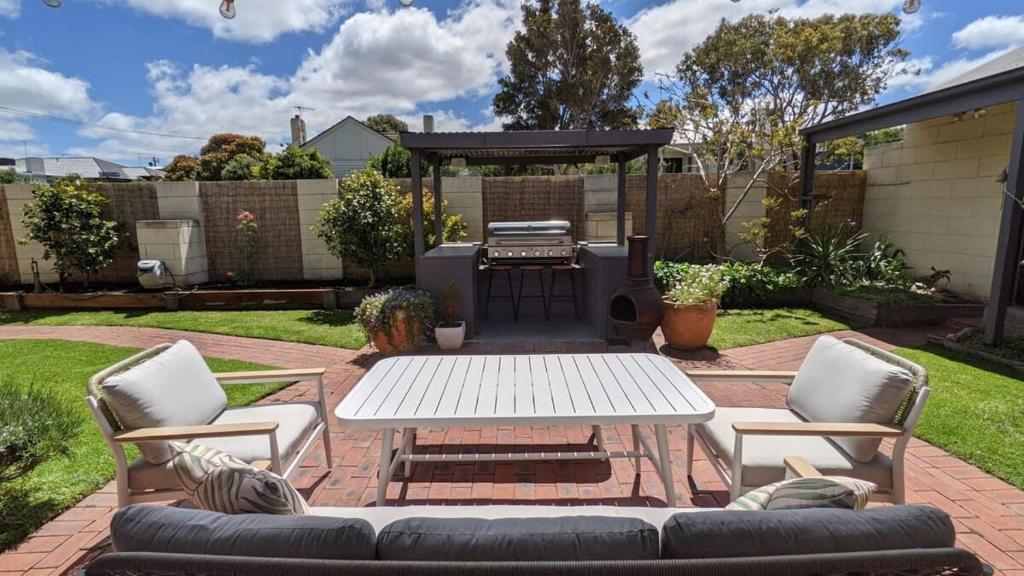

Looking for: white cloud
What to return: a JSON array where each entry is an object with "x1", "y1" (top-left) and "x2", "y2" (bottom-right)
[
  {"x1": 626, "y1": 0, "x2": 906, "y2": 77},
  {"x1": 952, "y1": 14, "x2": 1024, "y2": 51},
  {"x1": 104, "y1": 0, "x2": 351, "y2": 43},
  {"x1": 887, "y1": 48, "x2": 1015, "y2": 93},
  {"x1": 0, "y1": 117, "x2": 35, "y2": 141},
  {"x1": 70, "y1": 0, "x2": 520, "y2": 163},
  {"x1": 0, "y1": 0, "x2": 20, "y2": 18},
  {"x1": 0, "y1": 49, "x2": 96, "y2": 116}
]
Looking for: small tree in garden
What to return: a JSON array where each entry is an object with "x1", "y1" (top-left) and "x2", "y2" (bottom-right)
[
  {"x1": 368, "y1": 142, "x2": 429, "y2": 179},
  {"x1": 265, "y1": 145, "x2": 334, "y2": 180},
  {"x1": 221, "y1": 154, "x2": 261, "y2": 181},
  {"x1": 21, "y1": 177, "x2": 120, "y2": 287},
  {"x1": 313, "y1": 168, "x2": 404, "y2": 287},
  {"x1": 235, "y1": 210, "x2": 259, "y2": 285},
  {"x1": 396, "y1": 192, "x2": 468, "y2": 259},
  {"x1": 163, "y1": 154, "x2": 201, "y2": 181},
  {"x1": 0, "y1": 378, "x2": 80, "y2": 483}
]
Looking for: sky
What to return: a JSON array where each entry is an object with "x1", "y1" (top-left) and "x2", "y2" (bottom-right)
[{"x1": 0, "y1": 0, "x2": 1022, "y2": 166}]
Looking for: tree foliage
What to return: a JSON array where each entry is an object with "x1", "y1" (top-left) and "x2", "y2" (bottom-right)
[
  {"x1": 163, "y1": 154, "x2": 201, "y2": 181},
  {"x1": 0, "y1": 171, "x2": 26, "y2": 184},
  {"x1": 164, "y1": 134, "x2": 268, "y2": 181},
  {"x1": 221, "y1": 153, "x2": 261, "y2": 181},
  {"x1": 367, "y1": 142, "x2": 424, "y2": 179},
  {"x1": 396, "y1": 191, "x2": 468, "y2": 259},
  {"x1": 313, "y1": 168, "x2": 404, "y2": 287},
  {"x1": 364, "y1": 114, "x2": 409, "y2": 135},
  {"x1": 21, "y1": 177, "x2": 121, "y2": 285},
  {"x1": 264, "y1": 145, "x2": 334, "y2": 180},
  {"x1": 493, "y1": 0, "x2": 643, "y2": 130},
  {"x1": 655, "y1": 13, "x2": 907, "y2": 261}
]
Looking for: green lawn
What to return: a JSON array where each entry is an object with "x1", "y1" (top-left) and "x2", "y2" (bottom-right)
[
  {"x1": 895, "y1": 346, "x2": 1024, "y2": 489},
  {"x1": 708, "y1": 308, "x2": 851, "y2": 350},
  {"x1": 0, "y1": 309, "x2": 366, "y2": 350},
  {"x1": 0, "y1": 339, "x2": 284, "y2": 552}
]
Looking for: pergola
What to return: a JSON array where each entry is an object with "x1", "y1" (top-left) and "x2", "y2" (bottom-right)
[
  {"x1": 800, "y1": 66, "x2": 1024, "y2": 345},
  {"x1": 399, "y1": 129, "x2": 675, "y2": 255}
]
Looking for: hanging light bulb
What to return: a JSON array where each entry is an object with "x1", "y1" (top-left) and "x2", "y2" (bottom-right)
[
  {"x1": 902, "y1": 0, "x2": 921, "y2": 14},
  {"x1": 398, "y1": 0, "x2": 413, "y2": 6},
  {"x1": 219, "y1": 0, "x2": 236, "y2": 19},
  {"x1": 41, "y1": 0, "x2": 62, "y2": 7}
]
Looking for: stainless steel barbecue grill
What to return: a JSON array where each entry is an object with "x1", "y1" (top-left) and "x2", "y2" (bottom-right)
[{"x1": 485, "y1": 220, "x2": 576, "y2": 264}]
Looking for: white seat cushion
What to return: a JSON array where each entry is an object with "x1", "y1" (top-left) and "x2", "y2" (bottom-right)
[
  {"x1": 101, "y1": 340, "x2": 227, "y2": 464},
  {"x1": 201, "y1": 402, "x2": 320, "y2": 464},
  {"x1": 695, "y1": 407, "x2": 893, "y2": 490},
  {"x1": 127, "y1": 456, "x2": 180, "y2": 492},
  {"x1": 787, "y1": 336, "x2": 914, "y2": 463}
]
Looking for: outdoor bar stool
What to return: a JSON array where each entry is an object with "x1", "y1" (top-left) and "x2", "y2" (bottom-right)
[
  {"x1": 546, "y1": 264, "x2": 582, "y2": 319},
  {"x1": 516, "y1": 265, "x2": 549, "y2": 321},
  {"x1": 482, "y1": 264, "x2": 518, "y2": 321}
]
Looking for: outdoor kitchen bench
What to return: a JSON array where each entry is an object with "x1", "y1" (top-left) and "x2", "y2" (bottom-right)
[{"x1": 335, "y1": 353, "x2": 716, "y2": 506}]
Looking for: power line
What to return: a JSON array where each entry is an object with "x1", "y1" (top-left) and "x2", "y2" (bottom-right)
[{"x1": 0, "y1": 105, "x2": 206, "y2": 141}]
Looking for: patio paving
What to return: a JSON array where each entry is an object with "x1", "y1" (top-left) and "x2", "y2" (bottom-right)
[{"x1": 1, "y1": 324, "x2": 1023, "y2": 575}]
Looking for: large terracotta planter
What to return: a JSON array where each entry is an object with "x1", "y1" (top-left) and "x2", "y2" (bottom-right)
[
  {"x1": 370, "y1": 310, "x2": 424, "y2": 354},
  {"x1": 661, "y1": 300, "x2": 718, "y2": 350}
]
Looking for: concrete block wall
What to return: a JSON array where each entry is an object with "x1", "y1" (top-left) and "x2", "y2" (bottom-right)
[
  {"x1": 442, "y1": 176, "x2": 484, "y2": 242},
  {"x1": 296, "y1": 180, "x2": 344, "y2": 281},
  {"x1": 862, "y1": 102, "x2": 1015, "y2": 298},
  {"x1": 724, "y1": 173, "x2": 768, "y2": 261},
  {"x1": 136, "y1": 219, "x2": 209, "y2": 286},
  {"x1": 3, "y1": 183, "x2": 58, "y2": 284}
]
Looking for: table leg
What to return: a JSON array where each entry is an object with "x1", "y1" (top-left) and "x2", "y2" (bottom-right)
[
  {"x1": 376, "y1": 428, "x2": 395, "y2": 506},
  {"x1": 654, "y1": 424, "x2": 677, "y2": 507},
  {"x1": 403, "y1": 427, "x2": 416, "y2": 478},
  {"x1": 631, "y1": 424, "x2": 642, "y2": 473},
  {"x1": 591, "y1": 425, "x2": 607, "y2": 460}
]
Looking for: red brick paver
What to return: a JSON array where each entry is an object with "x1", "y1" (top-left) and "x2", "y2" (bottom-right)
[{"x1": 0, "y1": 325, "x2": 1021, "y2": 575}]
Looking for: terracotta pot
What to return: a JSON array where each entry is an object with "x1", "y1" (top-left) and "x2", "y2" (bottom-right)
[
  {"x1": 370, "y1": 310, "x2": 424, "y2": 354},
  {"x1": 661, "y1": 300, "x2": 718, "y2": 350}
]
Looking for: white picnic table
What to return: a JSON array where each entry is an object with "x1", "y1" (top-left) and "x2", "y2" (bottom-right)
[{"x1": 334, "y1": 353, "x2": 716, "y2": 506}]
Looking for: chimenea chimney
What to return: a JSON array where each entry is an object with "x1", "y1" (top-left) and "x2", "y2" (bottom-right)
[
  {"x1": 290, "y1": 114, "x2": 307, "y2": 146},
  {"x1": 422, "y1": 114, "x2": 434, "y2": 133}
]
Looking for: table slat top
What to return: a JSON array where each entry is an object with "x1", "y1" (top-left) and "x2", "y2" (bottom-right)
[{"x1": 336, "y1": 354, "x2": 716, "y2": 428}]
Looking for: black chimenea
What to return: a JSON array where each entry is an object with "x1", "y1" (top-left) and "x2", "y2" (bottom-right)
[{"x1": 608, "y1": 236, "x2": 664, "y2": 341}]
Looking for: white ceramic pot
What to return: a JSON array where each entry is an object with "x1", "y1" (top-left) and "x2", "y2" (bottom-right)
[{"x1": 435, "y1": 321, "x2": 466, "y2": 350}]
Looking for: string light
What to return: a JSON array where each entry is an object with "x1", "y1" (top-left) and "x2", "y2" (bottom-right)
[{"x1": 219, "y1": 0, "x2": 235, "y2": 19}]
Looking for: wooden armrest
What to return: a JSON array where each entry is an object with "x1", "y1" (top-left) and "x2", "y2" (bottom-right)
[
  {"x1": 733, "y1": 421, "x2": 904, "y2": 437},
  {"x1": 685, "y1": 370, "x2": 798, "y2": 384},
  {"x1": 112, "y1": 421, "x2": 279, "y2": 443},
  {"x1": 214, "y1": 367, "x2": 326, "y2": 384},
  {"x1": 785, "y1": 456, "x2": 822, "y2": 479}
]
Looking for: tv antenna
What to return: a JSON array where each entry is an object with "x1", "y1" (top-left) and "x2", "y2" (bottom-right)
[{"x1": 295, "y1": 106, "x2": 315, "y2": 118}]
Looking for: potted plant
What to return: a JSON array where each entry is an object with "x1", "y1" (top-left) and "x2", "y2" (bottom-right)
[
  {"x1": 355, "y1": 288, "x2": 435, "y2": 354},
  {"x1": 661, "y1": 265, "x2": 729, "y2": 350},
  {"x1": 434, "y1": 280, "x2": 465, "y2": 350}
]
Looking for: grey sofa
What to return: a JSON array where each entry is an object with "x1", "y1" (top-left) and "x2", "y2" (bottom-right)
[{"x1": 85, "y1": 504, "x2": 988, "y2": 576}]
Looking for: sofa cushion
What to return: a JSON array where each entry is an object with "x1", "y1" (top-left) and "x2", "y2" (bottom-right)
[
  {"x1": 100, "y1": 340, "x2": 227, "y2": 464},
  {"x1": 378, "y1": 516, "x2": 660, "y2": 561},
  {"x1": 696, "y1": 407, "x2": 894, "y2": 489},
  {"x1": 661, "y1": 506, "x2": 954, "y2": 559},
  {"x1": 170, "y1": 442, "x2": 309, "y2": 515},
  {"x1": 727, "y1": 477, "x2": 876, "y2": 511},
  {"x1": 787, "y1": 336, "x2": 915, "y2": 463},
  {"x1": 111, "y1": 505, "x2": 375, "y2": 560}
]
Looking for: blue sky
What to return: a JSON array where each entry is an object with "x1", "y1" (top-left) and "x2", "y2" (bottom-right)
[{"x1": 0, "y1": 0, "x2": 1021, "y2": 165}]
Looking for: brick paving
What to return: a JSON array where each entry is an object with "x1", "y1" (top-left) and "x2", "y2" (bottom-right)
[{"x1": 1, "y1": 324, "x2": 1023, "y2": 575}]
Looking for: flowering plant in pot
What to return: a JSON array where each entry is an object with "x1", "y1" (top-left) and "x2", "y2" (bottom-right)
[
  {"x1": 661, "y1": 265, "x2": 730, "y2": 350},
  {"x1": 355, "y1": 288, "x2": 435, "y2": 354},
  {"x1": 434, "y1": 280, "x2": 465, "y2": 350}
]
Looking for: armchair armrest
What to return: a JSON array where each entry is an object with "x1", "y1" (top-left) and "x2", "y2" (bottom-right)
[
  {"x1": 213, "y1": 367, "x2": 326, "y2": 385},
  {"x1": 733, "y1": 421, "x2": 904, "y2": 437},
  {"x1": 112, "y1": 421, "x2": 279, "y2": 443},
  {"x1": 784, "y1": 456, "x2": 822, "y2": 479},
  {"x1": 686, "y1": 370, "x2": 798, "y2": 384}
]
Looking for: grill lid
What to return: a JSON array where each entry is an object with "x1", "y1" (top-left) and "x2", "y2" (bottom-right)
[{"x1": 487, "y1": 220, "x2": 571, "y2": 236}]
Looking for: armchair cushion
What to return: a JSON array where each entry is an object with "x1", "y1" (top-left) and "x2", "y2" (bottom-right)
[
  {"x1": 201, "y1": 402, "x2": 320, "y2": 463},
  {"x1": 100, "y1": 340, "x2": 227, "y2": 464},
  {"x1": 787, "y1": 336, "x2": 914, "y2": 463},
  {"x1": 696, "y1": 407, "x2": 893, "y2": 489}
]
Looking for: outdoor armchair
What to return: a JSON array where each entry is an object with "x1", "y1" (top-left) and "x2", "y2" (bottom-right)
[
  {"x1": 685, "y1": 336, "x2": 930, "y2": 503},
  {"x1": 86, "y1": 340, "x2": 333, "y2": 508}
]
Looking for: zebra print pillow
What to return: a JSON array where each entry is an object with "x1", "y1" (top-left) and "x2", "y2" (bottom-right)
[
  {"x1": 169, "y1": 442, "x2": 310, "y2": 515},
  {"x1": 726, "y1": 476, "x2": 876, "y2": 511}
]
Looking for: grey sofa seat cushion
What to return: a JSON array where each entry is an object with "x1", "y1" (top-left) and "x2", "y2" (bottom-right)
[
  {"x1": 697, "y1": 407, "x2": 894, "y2": 489},
  {"x1": 111, "y1": 505, "x2": 375, "y2": 560},
  {"x1": 378, "y1": 516, "x2": 660, "y2": 561},
  {"x1": 201, "y1": 402, "x2": 320, "y2": 463},
  {"x1": 787, "y1": 336, "x2": 914, "y2": 463},
  {"x1": 662, "y1": 506, "x2": 954, "y2": 559}
]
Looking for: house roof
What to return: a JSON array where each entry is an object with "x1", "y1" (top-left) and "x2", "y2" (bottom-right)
[
  {"x1": 399, "y1": 129, "x2": 674, "y2": 165},
  {"x1": 14, "y1": 157, "x2": 160, "y2": 180},
  {"x1": 302, "y1": 116, "x2": 395, "y2": 149},
  {"x1": 933, "y1": 47, "x2": 1024, "y2": 92}
]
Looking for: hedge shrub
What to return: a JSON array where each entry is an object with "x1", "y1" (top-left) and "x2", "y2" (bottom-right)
[{"x1": 654, "y1": 261, "x2": 805, "y2": 309}]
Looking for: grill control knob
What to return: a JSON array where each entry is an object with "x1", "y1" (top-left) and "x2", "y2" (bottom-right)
[
  {"x1": 506, "y1": 250, "x2": 513, "y2": 257},
  {"x1": 533, "y1": 250, "x2": 540, "y2": 256},
  {"x1": 547, "y1": 250, "x2": 553, "y2": 256},
  {"x1": 492, "y1": 250, "x2": 500, "y2": 257},
  {"x1": 520, "y1": 250, "x2": 527, "y2": 257},
  {"x1": 560, "y1": 249, "x2": 567, "y2": 256}
]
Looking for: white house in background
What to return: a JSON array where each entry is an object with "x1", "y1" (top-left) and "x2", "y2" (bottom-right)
[{"x1": 299, "y1": 116, "x2": 394, "y2": 177}]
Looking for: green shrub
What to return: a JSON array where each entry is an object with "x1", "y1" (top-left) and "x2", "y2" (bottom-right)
[
  {"x1": 0, "y1": 379, "x2": 81, "y2": 483},
  {"x1": 655, "y1": 261, "x2": 804, "y2": 308},
  {"x1": 664, "y1": 265, "x2": 730, "y2": 306},
  {"x1": 354, "y1": 288, "x2": 435, "y2": 338}
]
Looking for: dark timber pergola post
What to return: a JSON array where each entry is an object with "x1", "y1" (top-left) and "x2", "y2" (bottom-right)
[
  {"x1": 645, "y1": 145, "x2": 659, "y2": 257},
  {"x1": 985, "y1": 98, "x2": 1024, "y2": 345},
  {"x1": 410, "y1": 149, "x2": 425, "y2": 257},
  {"x1": 799, "y1": 135, "x2": 816, "y2": 224},
  {"x1": 432, "y1": 157, "x2": 443, "y2": 247},
  {"x1": 616, "y1": 153, "x2": 627, "y2": 246}
]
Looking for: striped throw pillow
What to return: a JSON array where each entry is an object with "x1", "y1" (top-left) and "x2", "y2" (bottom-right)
[
  {"x1": 169, "y1": 442, "x2": 310, "y2": 515},
  {"x1": 727, "y1": 476, "x2": 876, "y2": 511}
]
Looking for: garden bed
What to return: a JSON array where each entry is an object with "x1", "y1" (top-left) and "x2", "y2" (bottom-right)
[{"x1": 810, "y1": 288, "x2": 984, "y2": 327}]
